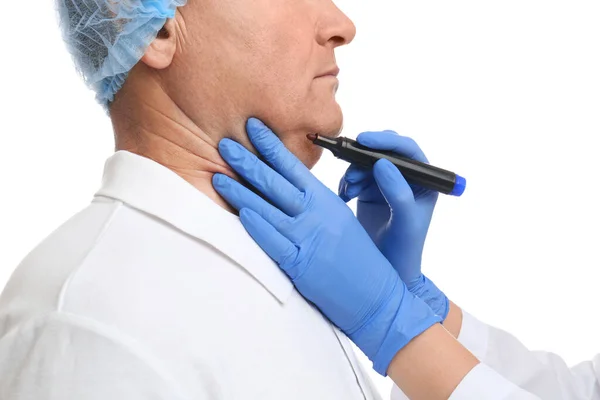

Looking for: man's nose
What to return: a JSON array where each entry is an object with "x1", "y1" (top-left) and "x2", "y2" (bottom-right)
[{"x1": 316, "y1": 2, "x2": 357, "y2": 48}]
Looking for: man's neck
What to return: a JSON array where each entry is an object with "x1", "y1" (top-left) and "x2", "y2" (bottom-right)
[{"x1": 110, "y1": 72, "x2": 239, "y2": 214}]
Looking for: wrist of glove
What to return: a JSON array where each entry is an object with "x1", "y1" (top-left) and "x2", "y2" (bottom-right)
[
  {"x1": 349, "y1": 277, "x2": 442, "y2": 375},
  {"x1": 406, "y1": 274, "x2": 450, "y2": 320}
]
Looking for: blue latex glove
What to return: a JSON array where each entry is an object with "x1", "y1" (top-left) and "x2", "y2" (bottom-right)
[
  {"x1": 338, "y1": 131, "x2": 450, "y2": 319},
  {"x1": 212, "y1": 118, "x2": 441, "y2": 375}
]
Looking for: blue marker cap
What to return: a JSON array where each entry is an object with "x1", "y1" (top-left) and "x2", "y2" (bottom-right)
[{"x1": 450, "y1": 175, "x2": 467, "y2": 197}]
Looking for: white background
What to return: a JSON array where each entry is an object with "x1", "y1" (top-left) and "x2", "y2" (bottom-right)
[{"x1": 1, "y1": 0, "x2": 599, "y2": 397}]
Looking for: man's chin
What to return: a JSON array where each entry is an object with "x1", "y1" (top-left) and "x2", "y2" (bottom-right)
[
  {"x1": 274, "y1": 105, "x2": 343, "y2": 169},
  {"x1": 304, "y1": 145, "x2": 324, "y2": 170},
  {"x1": 314, "y1": 106, "x2": 344, "y2": 138},
  {"x1": 278, "y1": 133, "x2": 322, "y2": 169},
  {"x1": 305, "y1": 112, "x2": 343, "y2": 169},
  {"x1": 304, "y1": 110, "x2": 344, "y2": 169}
]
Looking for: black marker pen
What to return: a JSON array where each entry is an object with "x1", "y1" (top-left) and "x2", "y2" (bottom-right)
[{"x1": 307, "y1": 134, "x2": 466, "y2": 196}]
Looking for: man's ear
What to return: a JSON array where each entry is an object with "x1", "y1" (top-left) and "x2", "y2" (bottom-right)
[{"x1": 141, "y1": 18, "x2": 177, "y2": 69}]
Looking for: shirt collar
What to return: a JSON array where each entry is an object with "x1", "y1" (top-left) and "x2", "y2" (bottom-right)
[{"x1": 94, "y1": 150, "x2": 294, "y2": 304}]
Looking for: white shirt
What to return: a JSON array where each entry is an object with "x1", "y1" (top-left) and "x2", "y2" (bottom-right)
[
  {"x1": 0, "y1": 151, "x2": 381, "y2": 400},
  {"x1": 393, "y1": 311, "x2": 600, "y2": 399}
]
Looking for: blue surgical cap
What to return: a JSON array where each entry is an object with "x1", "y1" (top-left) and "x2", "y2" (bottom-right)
[{"x1": 57, "y1": 0, "x2": 187, "y2": 110}]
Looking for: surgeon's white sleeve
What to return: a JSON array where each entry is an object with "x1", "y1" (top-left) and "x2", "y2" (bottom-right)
[
  {"x1": 390, "y1": 359, "x2": 540, "y2": 399},
  {"x1": 448, "y1": 363, "x2": 540, "y2": 399},
  {"x1": 458, "y1": 311, "x2": 600, "y2": 399},
  {"x1": 391, "y1": 311, "x2": 600, "y2": 400},
  {"x1": 0, "y1": 312, "x2": 202, "y2": 400}
]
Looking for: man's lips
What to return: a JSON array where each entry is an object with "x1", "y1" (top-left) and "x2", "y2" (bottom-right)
[{"x1": 315, "y1": 66, "x2": 340, "y2": 78}]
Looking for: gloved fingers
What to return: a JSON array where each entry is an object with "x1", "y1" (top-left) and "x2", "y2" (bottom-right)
[
  {"x1": 212, "y1": 173, "x2": 291, "y2": 228},
  {"x1": 245, "y1": 118, "x2": 314, "y2": 191},
  {"x1": 218, "y1": 138, "x2": 306, "y2": 216},
  {"x1": 411, "y1": 183, "x2": 438, "y2": 202},
  {"x1": 357, "y1": 131, "x2": 429, "y2": 164},
  {"x1": 338, "y1": 178, "x2": 351, "y2": 202},
  {"x1": 340, "y1": 177, "x2": 373, "y2": 202},
  {"x1": 343, "y1": 164, "x2": 370, "y2": 184},
  {"x1": 238, "y1": 208, "x2": 300, "y2": 271},
  {"x1": 338, "y1": 165, "x2": 372, "y2": 201},
  {"x1": 372, "y1": 159, "x2": 416, "y2": 214}
]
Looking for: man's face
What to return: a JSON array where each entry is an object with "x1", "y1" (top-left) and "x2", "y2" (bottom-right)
[{"x1": 166, "y1": 0, "x2": 356, "y2": 168}]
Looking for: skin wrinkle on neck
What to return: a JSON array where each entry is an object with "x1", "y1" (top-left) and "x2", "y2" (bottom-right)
[
  {"x1": 112, "y1": 75, "x2": 240, "y2": 212},
  {"x1": 128, "y1": 95, "x2": 222, "y2": 163}
]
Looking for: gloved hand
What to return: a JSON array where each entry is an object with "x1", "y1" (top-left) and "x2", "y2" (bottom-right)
[
  {"x1": 212, "y1": 118, "x2": 441, "y2": 375},
  {"x1": 338, "y1": 131, "x2": 449, "y2": 319}
]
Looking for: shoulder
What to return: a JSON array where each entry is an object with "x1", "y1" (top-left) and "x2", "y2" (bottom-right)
[
  {"x1": 0, "y1": 311, "x2": 192, "y2": 400},
  {"x1": 0, "y1": 199, "x2": 125, "y2": 314}
]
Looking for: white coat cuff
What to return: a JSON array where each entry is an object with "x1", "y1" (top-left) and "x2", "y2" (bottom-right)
[
  {"x1": 449, "y1": 363, "x2": 538, "y2": 399},
  {"x1": 457, "y1": 310, "x2": 489, "y2": 360}
]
